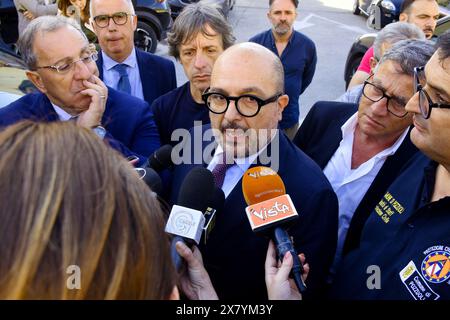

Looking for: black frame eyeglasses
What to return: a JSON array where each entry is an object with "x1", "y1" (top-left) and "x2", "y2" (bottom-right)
[
  {"x1": 362, "y1": 76, "x2": 408, "y2": 118},
  {"x1": 414, "y1": 66, "x2": 450, "y2": 119},
  {"x1": 92, "y1": 12, "x2": 134, "y2": 28},
  {"x1": 202, "y1": 90, "x2": 282, "y2": 118}
]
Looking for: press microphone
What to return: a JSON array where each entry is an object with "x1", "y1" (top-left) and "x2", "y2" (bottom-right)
[
  {"x1": 165, "y1": 167, "x2": 216, "y2": 270},
  {"x1": 242, "y1": 166, "x2": 307, "y2": 293},
  {"x1": 134, "y1": 167, "x2": 162, "y2": 195},
  {"x1": 147, "y1": 144, "x2": 173, "y2": 172}
]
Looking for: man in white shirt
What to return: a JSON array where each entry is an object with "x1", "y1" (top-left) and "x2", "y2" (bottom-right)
[{"x1": 294, "y1": 39, "x2": 436, "y2": 277}]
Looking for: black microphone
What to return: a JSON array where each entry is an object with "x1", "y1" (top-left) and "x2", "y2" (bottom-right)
[
  {"x1": 242, "y1": 166, "x2": 307, "y2": 293},
  {"x1": 165, "y1": 167, "x2": 215, "y2": 271},
  {"x1": 134, "y1": 167, "x2": 163, "y2": 195},
  {"x1": 147, "y1": 144, "x2": 173, "y2": 172}
]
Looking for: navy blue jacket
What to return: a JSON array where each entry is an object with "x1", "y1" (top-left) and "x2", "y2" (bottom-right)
[
  {"x1": 169, "y1": 125, "x2": 338, "y2": 300},
  {"x1": 0, "y1": 88, "x2": 160, "y2": 166},
  {"x1": 152, "y1": 82, "x2": 210, "y2": 146},
  {"x1": 293, "y1": 101, "x2": 418, "y2": 256},
  {"x1": 250, "y1": 30, "x2": 317, "y2": 129},
  {"x1": 329, "y1": 153, "x2": 450, "y2": 300},
  {"x1": 96, "y1": 49, "x2": 177, "y2": 106}
]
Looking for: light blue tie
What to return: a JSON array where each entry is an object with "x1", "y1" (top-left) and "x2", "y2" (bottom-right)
[{"x1": 114, "y1": 63, "x2": 131, "y2": 94}]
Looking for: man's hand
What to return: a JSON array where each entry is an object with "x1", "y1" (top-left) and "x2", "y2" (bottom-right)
[
  {"x1": 265, "y1": 241, "x2": 309, "y2": 300},
  {"x1": 77, "y1": 75, "x2": 108, "y2": 128},
  {"x1": 175, "y1": 241, "x2": 219, "y2": 300}
]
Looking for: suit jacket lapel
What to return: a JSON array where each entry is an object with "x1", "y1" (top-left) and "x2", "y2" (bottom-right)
[
  {"x1": 96, "y1": 52, "x2": 104, "y2": 79},
  {"x1": 136, "y1": 49, "x2": 156, "y2": 103}
]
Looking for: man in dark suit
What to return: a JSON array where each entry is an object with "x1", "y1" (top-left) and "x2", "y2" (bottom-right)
[
  {"x1": 170, "y1": 42, "x2": 338, "y2": 300},
  {"x1": 90, "y1": 0, "x2": 176, "y2": 106},
  {"x1": 0, "y1": 15, "x2": 160, "y2": 166},
  {"x1": 151, "y1": 3, "x2": 235, "y2": 146},
  {"x1": 293, "y1": 39, "x2": 435, "y2": 276}
]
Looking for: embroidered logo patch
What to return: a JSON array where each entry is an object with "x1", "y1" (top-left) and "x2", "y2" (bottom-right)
[{"x1": 421, "y1": 250, "x2": 450, "y2": 284}]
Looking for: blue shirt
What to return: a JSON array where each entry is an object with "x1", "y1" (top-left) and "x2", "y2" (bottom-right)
[
  {"x1": 250, "y1": 30, "x2": 317, "y2": 129},
  {"x1": 101, "y1": 48, "x2": 145, "y2": 100},
  {"x1": 151, "y1": 82, "x2": 210, "y2": 146},
  {"x1": 330, "y1": 152, "x2": 450, "y2": 300}
]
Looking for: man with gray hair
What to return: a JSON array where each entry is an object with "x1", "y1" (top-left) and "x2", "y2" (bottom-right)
[
  {"x1": 337, "y1": 21, "x2": 425, "y2": 104},
  {"x1": 294, "y1": 39, "x2": 436, "y2": 278},
  {"x1": 151, "y1": 2, "x2": 235, "y2": 146},
  {"x1": 90, "y1": 0, "x2": 176, "y2": 106},
  {"x1": 0, "y1": 15, "x2": 160, "y2": 166}
]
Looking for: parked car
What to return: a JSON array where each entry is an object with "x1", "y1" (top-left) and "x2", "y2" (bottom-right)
[
  {"x1": 168, "y1": 0, "x2": 235, "y2": 19},
  {"x1": 344, "y1": 15, "x2": 450, "y2": 88},
  {"x1": 0, "y1": 0, "x2": 172, "y2": 54},
  {"x1": 353, "y1": 0, "x2": 402, "y2": 19},
  {"x1": 0, "y1": 46, "x2": 38, "y2": 107}
]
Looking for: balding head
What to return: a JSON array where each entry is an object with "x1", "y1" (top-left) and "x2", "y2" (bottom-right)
[
  {"x1": 212, "y1": 42, "x2": 285, "y2": 93},
  {"x1": 207, "y1": 42, "x2": 289, "y2": 158}
]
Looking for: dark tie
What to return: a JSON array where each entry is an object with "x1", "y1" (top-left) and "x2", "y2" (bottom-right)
[
  {"x1": 113, "y1": 64, "x2": 131, "y2": 94},
  {"x1": 211, "y1": 153, "x2": 234, "y2": 189}
]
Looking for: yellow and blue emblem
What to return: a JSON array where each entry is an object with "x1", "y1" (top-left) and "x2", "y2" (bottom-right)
[{"x1": 421, "y1": 250, "x2": 450, "y2": 284}]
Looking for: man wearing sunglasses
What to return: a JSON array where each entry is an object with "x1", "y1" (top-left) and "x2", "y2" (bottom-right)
[
  {"x1": 90, "y1": 0, "x2": 176, "y2": 106},
  {"x1": 294, "y1": 39, "x2": 435, "y2": 280},
  {"x1": 169, "y1": 42, "x2": 338, "y2": 300},
  {"x1": 0, "y1": 16, "x2": 160, "y2": 166},
  {"x1": 328, "y1": 30, "x2": 450, "y2": 300}
]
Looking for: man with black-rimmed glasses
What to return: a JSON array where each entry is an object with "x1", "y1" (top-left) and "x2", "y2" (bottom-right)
[
  {"x1": 169, "y1": 42, "x2": 338, "y2": 300},
  {"x1": 294, "y1": 39, "x2": 436, "y2": 280},
  {"x1": 328, "y1": 30, "x2": 450, "y2": 300},
  {"x1": 90, "y1": 0, "x2": 176, "y2": 106}
]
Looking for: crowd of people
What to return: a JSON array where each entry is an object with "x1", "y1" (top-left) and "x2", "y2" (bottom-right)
[{"x1": 0, "y1": 0, "x2": 449, "y2": 300}]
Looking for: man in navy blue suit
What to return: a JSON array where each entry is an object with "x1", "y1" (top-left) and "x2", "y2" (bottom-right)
[
  {"x1": 151, "y1": 3, "x2": 235, "y2": 146},
  {"x1": 170, "y1": 42, "x2": 338, "y2": 300},
  {"x1": 90, "y1": 0, "x2": 176, "y2": 106},
  {"x1": 293, "y1": 39, "x2": 435, "y2": 278},
  {"x1": 0, "y1": 15, "x2": 160, "y2": 166}
]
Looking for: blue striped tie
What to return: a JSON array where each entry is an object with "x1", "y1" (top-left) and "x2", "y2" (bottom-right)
[{"x1": 114, "y1": 63, "x2": 131, "y2": 94}]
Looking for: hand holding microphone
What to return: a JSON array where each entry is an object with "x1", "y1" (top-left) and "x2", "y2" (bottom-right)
[
  {"x1": 242, "y1": 166, "x2": 307, "y2": 293},
  {"x1": 265, "y1": 241, "x2": 309, "y2": 300}
]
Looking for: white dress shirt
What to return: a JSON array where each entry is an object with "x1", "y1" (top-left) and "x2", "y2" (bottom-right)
[
  {"x1": 325, "y1": 113, "x2": 409, "y2": 274},
  {"x1": 52, "y1": 104, "x2": 74, "y2": 121},
  {"x1": 101, "y1": 48, "x2": 144, "y2": 100}
]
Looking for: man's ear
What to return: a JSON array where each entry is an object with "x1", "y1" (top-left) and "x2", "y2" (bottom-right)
[
  {"x1": 369, "y1": 57, "x2": 378, "y2": 71},
  {"x1": 277, "y1": 94, "x2": 289, "y2": 120},
  {"x1": 132, "y1": 14, "x2": 137, "y2": 31},
  {"x1": 399, "y1": 13, "x2": 408, "y2": 22},
  {"x1": 26, "y1": 70, "x2": 47, "y2": 93}
]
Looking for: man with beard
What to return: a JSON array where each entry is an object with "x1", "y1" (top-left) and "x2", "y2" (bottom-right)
[
  {"x1": 348, "y1": 0, "x2": 440, "y2": 90},
  {"x1": 169, "y1": 43, "x2": 338, "y2": 300},
  {"x1": 151, "y1": 3, "x2": 235, "y2": 146},
  {"x1": 249, "y1": 0, "x2": 317, "y2": 139},
  {"x1": 0, "y1": 16, "x2": 160, "y2": 166}
]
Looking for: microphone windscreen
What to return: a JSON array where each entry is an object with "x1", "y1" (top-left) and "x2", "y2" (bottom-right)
[
  {"x1": 242, "y1": 166, "x2": 286, "y2": 205},
  {"x1": 140, "y1": 167, "x2": 163, "y2": 195},
  {"x1": 150, "y1": 144, "x2": 173, "y2": 172},
  {"x1": 177, "y1": 167, "x2": 215, "y2": 212}
]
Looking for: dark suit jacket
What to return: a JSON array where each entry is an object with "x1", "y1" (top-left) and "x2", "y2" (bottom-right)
[
  {"x1": 170, "y1": 125, "x2": 338, "y2": 300},
  {"x1": 97, "y1": 49, "x2": 177, "y2": 106},
  {"x1": 0, "y1": 88, "x2": 161, "y2": 166},
  {"x1": 293, "y1": 101, "x2": 418, "y2": 256}
]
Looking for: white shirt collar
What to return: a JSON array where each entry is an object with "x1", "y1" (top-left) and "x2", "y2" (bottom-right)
[
  {"x1": 102, "y1": 47, "x2": 137, "y2": 71},
  {"x1": 52, "y1": 103, "x2": 75, "y2": 121}
]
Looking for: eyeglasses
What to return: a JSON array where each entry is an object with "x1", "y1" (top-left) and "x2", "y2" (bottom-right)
[
  {"x1": 362, "y1": 76, "x2": 408, "y2": 118},
  {"x1": 92, "y1": 12, "x2": 134, "y2": 28},
  {"x1": 202, "y1": 90, "x2": 282, "y2": 118},
  {"x1": 36, "y1": 52, "x2": 98, "y2": 74},
  {"x1": 414, "y1": 66, "x2": 450, "y2": 119}
]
